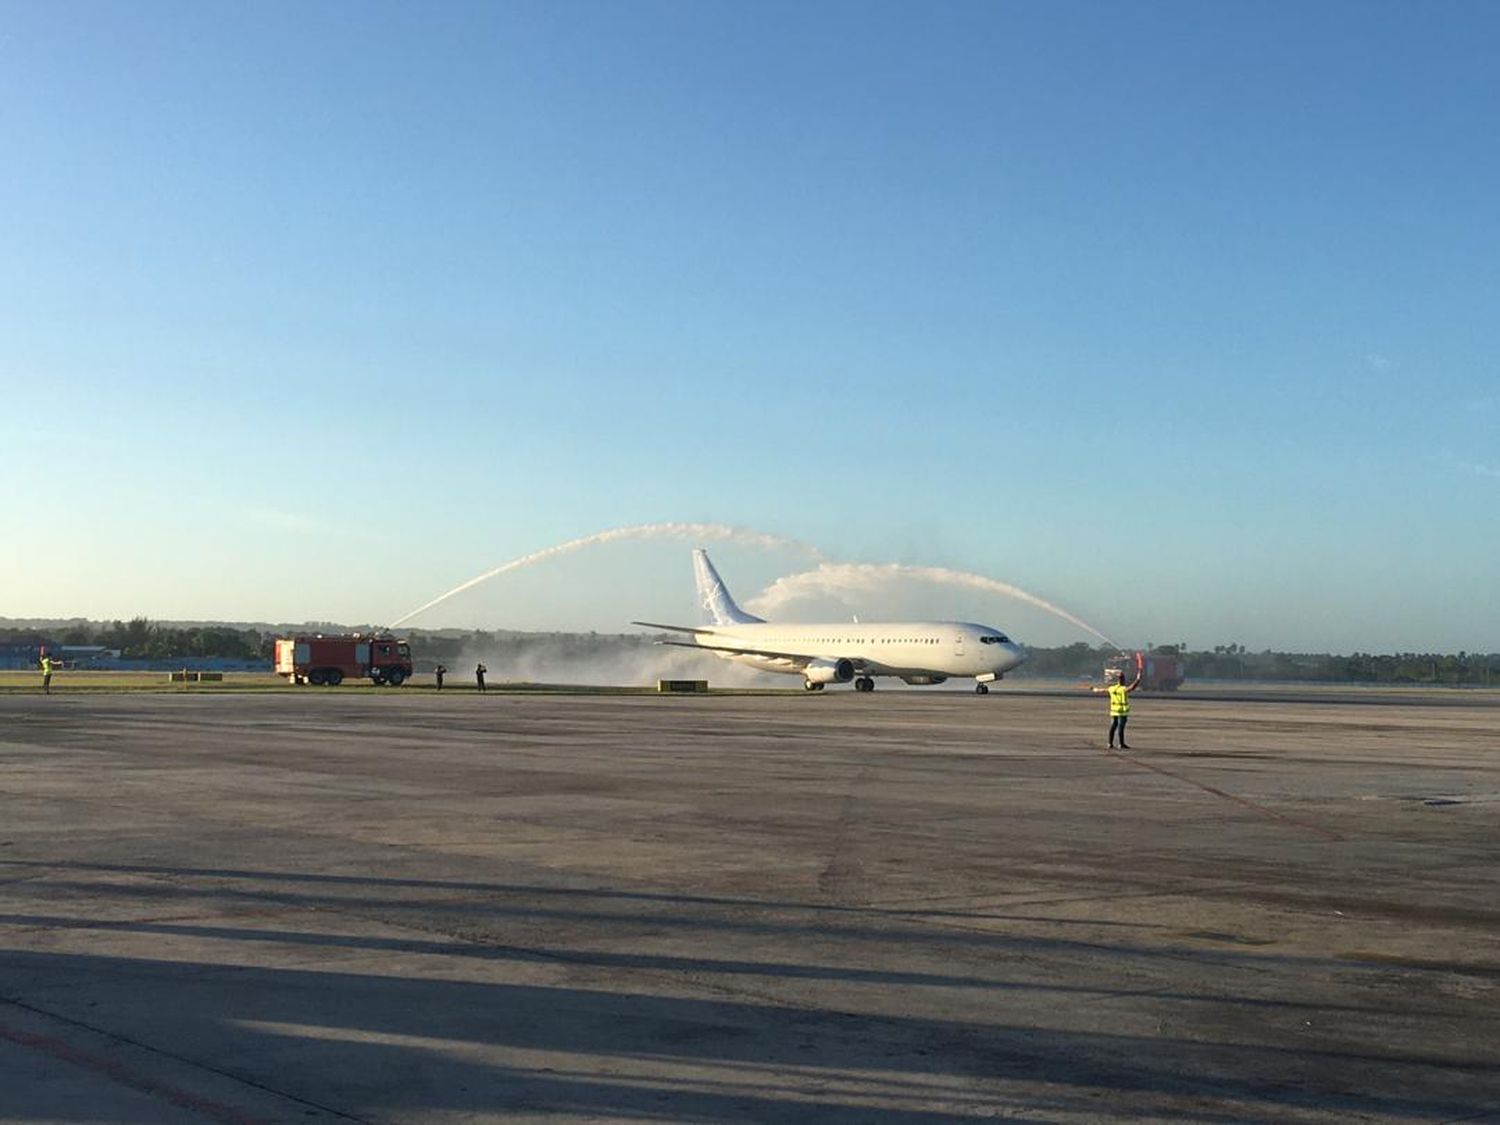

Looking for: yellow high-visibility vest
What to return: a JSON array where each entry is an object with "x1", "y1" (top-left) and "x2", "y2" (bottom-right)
[{"x1": 1107, "y1": 683, "x2": 1130, "y2": 716}]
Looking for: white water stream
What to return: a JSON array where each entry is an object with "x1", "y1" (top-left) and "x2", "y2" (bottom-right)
[{"x1": 390, "y1": 521, "x2": 1115, "y2": 646}]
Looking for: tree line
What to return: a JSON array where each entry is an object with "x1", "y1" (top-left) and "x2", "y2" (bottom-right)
[
  {"x1": 59, "y1": 618, "x2": 273, "y2": 662},
  {"x1": 37, "y1": 620, "x2": 1500, "y2": 685},
  {"x1": 1021, "y1": 642, "x2": 1500, "y2": 685}
]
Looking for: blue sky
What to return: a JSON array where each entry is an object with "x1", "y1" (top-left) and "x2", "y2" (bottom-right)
[{"x1": 4, "y1": 0, "x2": 1497, "y2": 652}]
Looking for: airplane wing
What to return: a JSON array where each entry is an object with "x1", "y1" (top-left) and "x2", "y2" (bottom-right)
[
  {"x1": 634, "y1": 622, "x2": 830, "y2": 666},
  {"x1": 630, "y1": 621, "x2": 720, "y2": 635},
  {"x1": 656, "y1": 638, "x2": 888, "y2": 674},
  {"x1": 656, "y1": 639, "x2": 814, "y2": 668}
]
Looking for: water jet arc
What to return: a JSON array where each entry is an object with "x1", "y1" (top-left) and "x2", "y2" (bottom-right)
[
  {"x1": 390, "y1": 522, "x2": 824, "y2": 628},
  {"x1": 746, "y1": 562, "x2": 1117, "y2": 649}
]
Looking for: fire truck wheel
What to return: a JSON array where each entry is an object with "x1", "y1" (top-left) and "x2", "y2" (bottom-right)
[
  {"x1": 386, "y1": 669, "x2": 406, "y2": 686},
  {"x1": 307, "y1": 669, "x2": 326, "y2": 686},
  {"x1": 326, "y1": 669, "x2": 344, "y2": 687}
]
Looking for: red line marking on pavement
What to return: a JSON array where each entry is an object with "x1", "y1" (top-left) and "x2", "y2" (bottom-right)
[
  {"x1": 0, "y1": 1023, "x2": 273, "y2": 1125},
  {"x1": 1102, "y1": 746, "x2": 1344, "y2": 842}
]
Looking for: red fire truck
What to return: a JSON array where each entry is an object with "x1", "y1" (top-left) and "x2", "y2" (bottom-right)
[
  {"x1": 1105, "y1": 649, "x2": 1186, "y2": 691},
  {"x1": 274, "y1": 634, "x2": 414, "y2": 686}
]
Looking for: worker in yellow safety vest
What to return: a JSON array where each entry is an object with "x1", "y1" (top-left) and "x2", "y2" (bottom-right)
[
  {"x1": 1091, "y1": 653, "x2": 1142, "y2": 749},
  {"x1": 39, "y1": 650, "x2": 55, "y2": 695}
]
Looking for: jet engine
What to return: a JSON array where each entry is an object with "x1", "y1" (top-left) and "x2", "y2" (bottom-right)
[{"x1": 803, "y1": 658, "x2": 855, "y2": 684}]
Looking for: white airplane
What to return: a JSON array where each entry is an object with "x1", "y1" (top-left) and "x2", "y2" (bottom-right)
[{"x1": 634, "y1": 549, "x2": 1028, "y2": 694}]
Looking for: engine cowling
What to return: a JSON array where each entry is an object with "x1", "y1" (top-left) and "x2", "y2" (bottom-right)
[{"x1": 803, "y1": 658, "x2": 855, "y2": 684}]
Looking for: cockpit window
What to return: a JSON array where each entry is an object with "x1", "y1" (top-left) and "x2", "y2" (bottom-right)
[{"x1": 980, "y1": 634, "x2": 1011, "y2": 645}]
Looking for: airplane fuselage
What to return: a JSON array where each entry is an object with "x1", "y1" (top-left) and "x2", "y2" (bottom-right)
[
  {"x1": 690, "y1": 620, "x2": 1025, "y2": 682},
  {"x1": 635, "y1": 549, "x2": 1028, "y2": 693}
]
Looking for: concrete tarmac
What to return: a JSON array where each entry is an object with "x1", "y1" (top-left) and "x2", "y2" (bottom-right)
[{"x1": 2, "y1": 688, "x2": 1498, "y2": 1123}]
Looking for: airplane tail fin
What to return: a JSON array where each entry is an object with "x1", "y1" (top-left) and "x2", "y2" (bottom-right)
[{"x1": 693, "y1": 549, "x2": 764, "y2": 626}]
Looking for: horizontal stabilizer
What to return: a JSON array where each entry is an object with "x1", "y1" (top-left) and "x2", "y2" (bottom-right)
[{"x1": 631, "y1": 620, "x2": 716, "y2": 635}]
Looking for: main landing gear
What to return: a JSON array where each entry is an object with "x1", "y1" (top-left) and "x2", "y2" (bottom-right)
[{"x1": 803, "y1": 677, "x2": 877, "y2": 692}]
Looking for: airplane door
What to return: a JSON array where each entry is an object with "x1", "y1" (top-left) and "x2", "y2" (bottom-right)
[{"x1": 954, "y1": 633, "x2": 965, "y2": 657}]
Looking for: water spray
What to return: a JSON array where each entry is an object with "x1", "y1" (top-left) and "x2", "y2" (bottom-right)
[
  {"x1": 391, "y1": 520, "x2": 1115, "y2": 648},
  {"x1": 744, "y1": 562, "x2": 1118, "y2": 649},
  {"x1": 389, "y1": 522, "x2": 825, "y2": 628}
]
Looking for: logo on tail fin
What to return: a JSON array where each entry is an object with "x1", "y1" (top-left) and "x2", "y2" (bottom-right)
[{"x1": 693, "y1": 549, "x2": 764, "y2": 626}]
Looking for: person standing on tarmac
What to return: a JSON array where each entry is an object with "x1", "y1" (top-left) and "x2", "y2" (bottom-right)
[
  {"x1": 475, "y1": 663, "x2": 487, "y2": 692},
  {"x1": 435, "y1": 664, "x2": 447, "y2": 690},
  {"x1": 1092, "y1": 652, "x2": 1142, "y2": 749},
  {"x1": 39, "y1": 649, "x2": 55, "y2": 695}
]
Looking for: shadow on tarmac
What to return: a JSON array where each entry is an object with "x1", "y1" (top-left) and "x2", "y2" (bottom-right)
[
  {"x1": 4, "y1": 946, "x2": 1496, "y2": 1123},
  {"x1": 4, "y1": 861, "x2": 1500, "y2": 1122},
  {"x1": 11, "y1": 859, "x2": 1500, "y2": 971}
]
